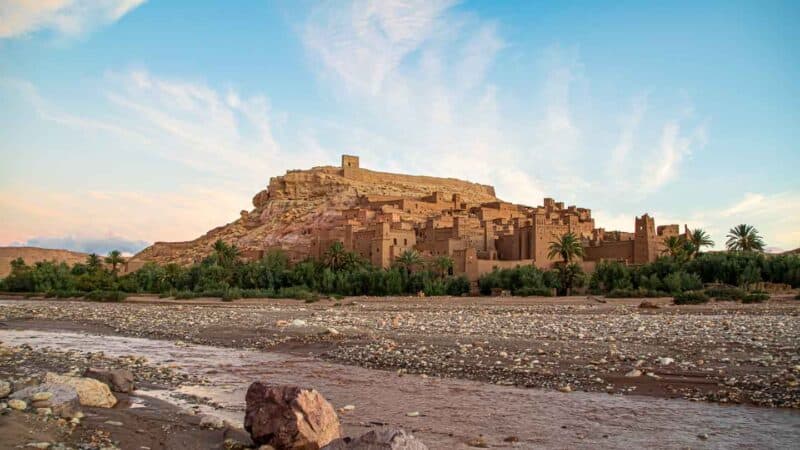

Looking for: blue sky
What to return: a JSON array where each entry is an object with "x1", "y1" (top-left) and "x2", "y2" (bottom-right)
[{"x1": 1, "y1": 0, "x2": 798, "y2": 254}]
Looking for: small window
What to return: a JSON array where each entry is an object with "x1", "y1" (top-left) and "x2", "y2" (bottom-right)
[
  {"x1": 394, "y1": 238, "x2": 397, "y2": 245},
  {"x1": 404, "y1": 238, "x2": 408, "y2": 245}
]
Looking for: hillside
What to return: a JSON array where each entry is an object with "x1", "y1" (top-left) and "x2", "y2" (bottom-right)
[
  {"x1": 128, "y1": 161, "x2": 500, "y2": 267},
  {"x1": 0, "y1": 247, "x2": 90, "y2": 278}
]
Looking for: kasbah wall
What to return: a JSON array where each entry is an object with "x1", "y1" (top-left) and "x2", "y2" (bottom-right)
[{"x1": 306, "y1": 155, "x2": 685, "y2": 281}]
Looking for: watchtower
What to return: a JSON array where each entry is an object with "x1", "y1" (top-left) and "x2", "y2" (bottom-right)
[
  {"x1": 342, "y1": 155, "x2": 360, "y2": 178},
  {"x1": 633, "y1": 214, "x2": 657, "y2": 264}
]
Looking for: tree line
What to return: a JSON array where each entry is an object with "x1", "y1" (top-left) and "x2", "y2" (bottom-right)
[{"x1": 1, "y1": 223, "x2": 797, "y2": 301}]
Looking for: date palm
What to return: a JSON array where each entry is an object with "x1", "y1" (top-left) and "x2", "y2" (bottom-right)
[
  {"x1": 661, "y1": 236, "x2": 686, "y2": 258},
  {"x1": 86, "y1": 253, "x2": 102, "y2": 272},
  {"x1": 324, "y1": 241, "x2": 347, "y2": 271},
  {"x1": 547, "y1": 232, "x2": 584, "y2": 263},
  {"x1": 433, "y1": 255, "x2": 454, "y2": 279},
  {"x1": 104, "y1": 250, "x2": 124, "y2": 276},
  {"x1": 687, "y1": 228, "x2": 714, "y2": 258},
  {"x1": 395, "y1": 249, "x2": 423, "y2": 275},
  {"x1": 212, "y1": 240, "x2": 239, "y2": 267},
  {"x1": 726, "y1": 224, "x2": 765, "y2": 252}
]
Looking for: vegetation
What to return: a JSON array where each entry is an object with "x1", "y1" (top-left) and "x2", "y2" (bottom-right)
[
  {"x1": 741, "y1": 291, "x2": 769, "y2": 304},
  {"x1": 726, "y1": 224, "x2": 765, "y2": 252},
  {"x1": 673, "y1": 290, "x2": 710, "y2": 305}
]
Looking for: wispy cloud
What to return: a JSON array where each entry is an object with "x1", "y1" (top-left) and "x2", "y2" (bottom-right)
[{"x1": 0, "y1": 0, "x2": 145, "y2": 39}]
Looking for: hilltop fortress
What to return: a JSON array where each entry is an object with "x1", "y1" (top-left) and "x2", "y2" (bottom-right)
[{"x1": 128, "y1": 155, "x2": 685, "y2": 279}]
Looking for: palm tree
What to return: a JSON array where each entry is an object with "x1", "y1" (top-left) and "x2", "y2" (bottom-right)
[
  {"x1": 432, "y1": 255, "x2": 454, "y2": 279},
  {"x1": 557, "y1": 262, "x2": 584, "y2": 296},
  {"x1": 547, "y1": 232, "x2": 585, "y2": 263},
  {"x1": 687, "y1": 228, "x2": 714, "y2": 258},
  {"x1": 661, "y1": 236, "x2": 686, "y2": 258},
  {"x1": 212, "y1": 240, "x2": 239, "y2": 267},
  {"x1": 104, "y1": 250, "x2": 124, "y2": 276},
  {"x1": 395, "y1": 249, "x2": 423, "y2": 275},
  {"x1": 86, "y1": 253, "x2": 102, "y2": 272},
  {"x1": 324, "y1": 241, "x2": 347, "y2": 271},
  {"x1": 726, "y1": 224, "x2": 765, "y2": 252}
]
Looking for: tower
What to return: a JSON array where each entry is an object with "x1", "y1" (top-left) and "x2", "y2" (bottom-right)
[
  {"x1": 341, "y1": 155, "x2": 360, "y2": 178},
  {"x1": 633, "y1": 214, "x2": 657, "y2": 264}
]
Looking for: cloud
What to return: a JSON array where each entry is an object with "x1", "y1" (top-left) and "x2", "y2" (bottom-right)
[
  {"x1": 641, "y1": 118, "x2": 708, "y2": 192},
  {"x1": 0, "y1": 0, "x2": 146, "y2": 39},
  {"x1": 13, "y1": 235, "x2": 149, "y2": 256}
]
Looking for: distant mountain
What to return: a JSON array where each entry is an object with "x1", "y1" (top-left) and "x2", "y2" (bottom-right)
[{"x1": 0, "y1": 246, "x2": 90, "y2": 278}]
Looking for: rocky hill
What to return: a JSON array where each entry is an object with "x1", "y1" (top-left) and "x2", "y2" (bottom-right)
[
  {"x1": 0, "y1": 247, "x2": 90, "y2": 278},
  {"x1": 128, "y1": 162, "x2": 499, "y2": 267}
]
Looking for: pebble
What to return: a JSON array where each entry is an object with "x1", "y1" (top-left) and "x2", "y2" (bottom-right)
[
  {"x1": 406, "y1": 411, "x2": 420, "y2": 417},
  {"x1": 8, "y1": 399, "x2": 27, "y2": 410}
]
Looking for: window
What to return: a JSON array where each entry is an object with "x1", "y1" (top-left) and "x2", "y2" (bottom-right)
[
  {"x1": 404, "y1": 238, "x2": 408, "y2": 245},
  {"x1": 394, "y1": 238, "x2": 397, "y2": 245}
]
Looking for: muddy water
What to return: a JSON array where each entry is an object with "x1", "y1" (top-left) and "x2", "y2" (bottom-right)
[{"x1": 2, "y1": 329, "x2": 798, "y2": 449}]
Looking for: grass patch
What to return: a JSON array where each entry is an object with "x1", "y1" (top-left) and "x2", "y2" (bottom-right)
[
  {"x1": 705, "y1": 286, "x2": 746, "y2": 301},
  {"x1": 741, "y1": 291, "x2": 769, "y2": 304},
  {"x1": 606, "y1": 288, "x2": 669, "y2": 298}
]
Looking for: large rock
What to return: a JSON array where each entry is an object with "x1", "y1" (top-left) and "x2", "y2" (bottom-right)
[
  {"x1": 0, "y1": 380, "x2": 10, "y2": 398},
  {"x1": 10, "y1": 383, "x2": 82, "y2": 418},
  {"x1": 83, "y1": 368, "x2": 135, "y2": 393},
  {"x1": 323, "y1": 429, "x2": 428, "y2": 450},
  {"x1": 44, "y1": 373, "x2": 117, "y2": 408},
  {"x1": 244, "y1": 383, "x2": 341, "y2": 450}
]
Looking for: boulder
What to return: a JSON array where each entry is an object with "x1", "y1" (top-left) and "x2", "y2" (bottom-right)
[
  {"x1": 83, "y1": 368, "x2": 135, "y2": 393},
  {"x1": 245, "y1": 383, "x2": 341, "y2": 450},
  {"x1": 44, "y1": 373, "x2": 117, "y2": 408},
  {"x1": 10, "y1": 383, "x2": 82, "y2": 418},
  {"x1": 639, "y1": 300, "x2": 660, "y2": 309},
  {"x1": 323, "y1": 429, "x2": 428, "y2": 450},
  {"x1": 0, "y1": 380, "x2": 10, "y2": 398}
]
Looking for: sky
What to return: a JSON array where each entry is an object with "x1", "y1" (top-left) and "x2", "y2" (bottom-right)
[{"x1": 1, "y1": 0, "x2": 798, "y2": 255}]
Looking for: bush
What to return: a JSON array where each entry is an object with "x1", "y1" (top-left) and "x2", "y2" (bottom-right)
[
  {"x1": 445, "y1": 276, "x2": 471, "y2": 296},
  {"x1": 45, "y1": 290, "x2": 84, "y2": 299},
  {"x1": 84, "y1": 290, "x2": 127, "y2": 302},
  {"x1": 514, "y1": 286, "x2": 552, "y2": 297},
  {"x1": 275, "y1": 286, "x2": 319, "y2": 302},
  {"x1": 673, "y1": 290, "x2": 709, "y2": 305},
  {"x1": 606, "y1": 287, "x2": 667, "y2": 298},
  {"x1": 704, "y1": 285, "x2": 745, "y2": 301},
  {"x1": 741, "y1": 291, "x2": 769, "y2": 304}
]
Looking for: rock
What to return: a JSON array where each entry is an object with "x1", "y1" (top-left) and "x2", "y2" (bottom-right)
[
  {"x1": 657, "y1": 357, "x2": 675, "y2": 366},
  {"x1": 638, "y1": 300, "x2": 660, "y2": 309},
  {"x1": 290, "y1": 319, "x2": 308, "y2": 327},
  {"x1": 323, "y1": 428, "x2": 428, "y2": 450},
  {"x1": 31, "y1": 400, "x2": 52, "y2": 408},
  {"x1": 10, "y1": 383, "x2": 81, "y2": 418},
  {"x1": 625, "y1": 369, "x2": 643, "y2": 377},
  {"x1": 199, "y1": 414, "x2": 225, "y2": 429},
  {"x1": 31, "y1": 392, "x2": 53, "y2": 402},
  {"x1": 25, "y1": 443, "x2": 50, "y2": 449},
  {"x1": 36, "y1": 407, "x2": 52, "y2": 416},
  {"x1": 465, "y1": 435, "x2": 488, "y2": 448},
  {"x1": 405, "y1": 411, "x2": 420, "y2": 417},
  {"x1": 0, "y1": 380, "x2": 10, "y2": 398},
  {"x1": 105, "y1": 420, "x2": 124, "y2": 426},
  {"x1": 8, "y1": 399, "x2": 27, "y2": 410},
  {"x1": 558, "y1": 385, "x2": 572, "y2": 393},
  {"x1": 44, "y1": 373, "x2": 117, "y2": 408},
  {"x1": 244, "y1": 383, "x2": 341, "y2": 449},
  {"x1": 83, "y1": 368, "x2": 135, "y2": 393}
]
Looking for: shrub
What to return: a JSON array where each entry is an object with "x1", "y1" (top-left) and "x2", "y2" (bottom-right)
[
  {"x1": 741, "y1": 291, "x2": 769, "y2": 304},
  {"x1": 174, "y1": 290, "x2": 198, "y2": 299},
  {"x1": 673, "y1": 290, "x2": 709, "y2": 305},
  {"x1": 222, "y1": 287, "x2": 242, "y2": 301},
  {"x1": 705, "y1": 285, "x2": 745, "y2": 301},
  {"x1": 275, "y1": 286, "x2": 319, "y2": 302},
  {"x1": 84, "y1": 290, "x2": 127, "y2": 302},
  {"x1": 445, "y1": 276, "x2": 471, "y2": 296},
  {"x1": 514, "y1": 286, "x2": 552, "y2": 297},
  {"x1": 605, "y1": 287, "x2": 667, "y2": 298}
]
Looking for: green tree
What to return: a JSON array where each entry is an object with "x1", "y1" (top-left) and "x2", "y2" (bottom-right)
[
  {"x1": 86, "y1": 253, "x2": 103, "y2": 273},
  {"x1": 687, "y1": 229, "x2": 714, "y2": 258},
  {"x1": 395, "y1": 249, "x2": 423, "y2": 276},
  {"x1": 661, "y1": 236, "x2": 689, "y2": 260},
  {"x1": 555, "y1": 262, "x2": 585, "y2": 296},
  {"x1": 104, "y1": 250, "x2": 124, "y2": 276},
  {"x1": 547, "y1": 232, "x2": 585, "y2": 263},
  {"x1": 211, "y1": 240, "x2": 239, "y2": 267},
  {"x1": 726, "y1": 224, "x2": 765, "y2": 252},
  {"x1": 432, "y1": 255, "x2": 454, "y2": 279},
  {"x1": 323, "y1": 241, "x2": 348, "y2": 271}
]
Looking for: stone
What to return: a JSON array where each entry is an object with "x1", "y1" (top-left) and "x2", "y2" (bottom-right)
[
  {"x1": 290, "y1": 319, "x2": 308, "y2": 327},
  {"x1": 25, "y1": 443, "x2": 51, "y2": 449},
  {"x1": 657, "y1": 357, "x2": 675, "y2": 366},
  {"x1": 199, "y1": 414, "x2": 225, "y2": 429},
  {"x1": 0, "y1": 380, "x2": 10, "y2": 398},
  {"x1": 36, "y1": 407, "x2": 53, "y2": 416},
  {"x1": 625, "y1": 369, "x2": 643, "y2": 377},
  {"x1": 8, "y1": 399, "x2": 26, "y2": 410},
  {"x1": 638, "y1": 300, "x2": 660, "y2": 309},
  {"x1": 244, "y1": 383, "x2": 341, "y2": 450},
  {"x1": 31, "y1": 392, "x2": 53, "y2": 402},
  {"x1": 44, "y1": 373, "x2": 117, "y2": 408},
  {"x1": 10, "y1": 383, "x2": 81, "y2": 418},
  {"x1": 323, "y1": 429, "x2": 428, "y2": 450},
  {"x1": 83, "y1": 368, "x2": 136, "y2": 393}
]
